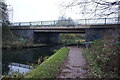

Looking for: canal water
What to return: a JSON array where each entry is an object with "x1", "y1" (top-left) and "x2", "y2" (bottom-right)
[{"x1": 2, "y1": 45, "x2": 60, "y2": 75}]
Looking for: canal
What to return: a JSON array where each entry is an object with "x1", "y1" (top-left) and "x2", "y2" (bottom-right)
[{"x1": 2, "y1": 45, "x2": 60, "y2": 75}]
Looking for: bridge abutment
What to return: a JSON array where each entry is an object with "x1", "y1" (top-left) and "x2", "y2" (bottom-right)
[
  {"x1": 12, "y1": 30, "x2": 60, "y2": 44},
  {"x1": 12, "y1": 28, "x2": 118, "y2": 44},
  {"x1": 85, "y1": 28, "x2": 118, "y2": 42},
  {"x1": 85, "y1": 28, "x2": 107, "y2": 42},
  {"x1": 12, "y1": 29, "x2": 34, "y2": 41}
]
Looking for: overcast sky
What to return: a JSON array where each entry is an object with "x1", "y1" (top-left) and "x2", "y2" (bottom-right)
[
  {"x1": 6, "y1": 0, "x2": 81, "y2": 22},
  {"x1": 5, "y1": 0, "x2": 118, "y2": 22}
]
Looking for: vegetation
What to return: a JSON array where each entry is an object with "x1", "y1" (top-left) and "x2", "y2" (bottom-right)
[
  {"x1": 83, "y1": 29, "x2": 120, "y2": 78},
  {"x1": 0, "y1": 0, "x2": 9, "y2": 24},
  {"x1": 2, "y1": 24, "x2": 50, "y2": 49},
  {"x1": 60, "y1": 33, "x2": 85, "y2": 45},
  {"x1": 2, "y1": 24, "x2": 32, "y2": 48},
  {"x1": 56, "y1": 16, "x2": 75, "y2": 26},
  {"x1": 62, "y1": 0, "x2": 119, "y2": 18},
  {"x1": 1, "y1": 0, "x2": 31, "y2": 49},
  {"x1": 2, "y1": 71, "x2": 24, "y2": 79},
  {"x1": 24, "y1": 47, "x2": 69, "y2": 78}
]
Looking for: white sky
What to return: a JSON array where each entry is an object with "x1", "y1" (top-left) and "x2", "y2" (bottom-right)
[
  {"x1": 5, "y1": 0, "x2": 118, "y2": 22},
  {"x1": 6, "y1": 0, "x2": 81, "y2": 22}
]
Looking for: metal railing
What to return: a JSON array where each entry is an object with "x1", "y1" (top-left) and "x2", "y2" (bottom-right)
[{"x1": 11, "y1": 17, "x2": 120, "y2": 27}]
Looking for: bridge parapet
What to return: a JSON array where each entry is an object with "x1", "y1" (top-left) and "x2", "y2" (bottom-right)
[
  {"x1": 11, "y1": 17, "x2": 119, "y2": 27},
  {"x1": 10, "y1": 24, "x2": 119, "y2": 30}
]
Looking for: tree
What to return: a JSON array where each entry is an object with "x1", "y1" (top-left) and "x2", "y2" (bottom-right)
[
  {"x1": 57, "y1": 15, "x2": 75, "y2": 26},
  {"x1": 0, "y1": 0, "x2": 9, "y2": 25},
  {"x1": 61, "y1": 0, "x2": 120, "y2": 19}
]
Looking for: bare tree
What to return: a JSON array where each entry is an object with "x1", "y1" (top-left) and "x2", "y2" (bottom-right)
[
  {"x1": 0, "y1": 0, "x2": 9, "y2": 24},
  {"x1": 61, "y1": 0, "x2": 120, "y2": 19}
]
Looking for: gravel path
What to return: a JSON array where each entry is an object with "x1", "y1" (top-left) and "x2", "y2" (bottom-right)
[{"x1": 57, "y1": 46, "x2": 87, "y2": 78}]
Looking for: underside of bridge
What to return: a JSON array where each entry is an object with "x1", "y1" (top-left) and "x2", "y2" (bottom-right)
[
  {"x1": 33, "y1": 32, "x2": 60, "y2": 44},
  {"x1": 12, "y1": 28, "x2": 86, "y2": 44}
]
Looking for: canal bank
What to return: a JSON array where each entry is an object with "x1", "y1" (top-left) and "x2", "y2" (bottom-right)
[
  {"x1": 24, "y1": 47, "x2": 69, "y2": 78},
  {"x1": 2, "y1": 45, "x2": 61, "y2": 76},
  {"x1": 2, "y1": 43, "x2": 60, "y2": 49}
]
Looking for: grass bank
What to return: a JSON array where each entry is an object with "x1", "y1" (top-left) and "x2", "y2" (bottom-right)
[{"x1": 25, "y1": 47, "x2": 69, "y2": 78}]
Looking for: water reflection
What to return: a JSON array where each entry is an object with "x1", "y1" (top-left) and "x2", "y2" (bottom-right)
[
  {"x1": 2, "y1": 45, "x2": 60, "y2": 75},
  {"x1": 8, "y1": 62, "x2": 32, "y2": 75}
]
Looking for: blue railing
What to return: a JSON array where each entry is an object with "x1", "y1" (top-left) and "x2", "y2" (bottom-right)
[{"x1": 11, "y1": 17, "x2": 120, "y2": 27}]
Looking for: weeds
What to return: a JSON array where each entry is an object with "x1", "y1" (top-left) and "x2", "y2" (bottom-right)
[{"x1": 83, "y1": 29, "x2": 120, "y2": 78}]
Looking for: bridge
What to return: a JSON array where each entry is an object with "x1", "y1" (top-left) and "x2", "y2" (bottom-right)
[{"x1": 10, "y1": 17, "x2": 120, "y2": 43}]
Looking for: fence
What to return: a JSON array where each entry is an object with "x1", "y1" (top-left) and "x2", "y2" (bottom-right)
[{"x1": 11, "y1": 17, "x2": 120, "y2": 27}]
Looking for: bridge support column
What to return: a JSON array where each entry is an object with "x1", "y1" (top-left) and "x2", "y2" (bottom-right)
[{"x1": 33, "y1": 32, "x2": 60, "y2": 44}]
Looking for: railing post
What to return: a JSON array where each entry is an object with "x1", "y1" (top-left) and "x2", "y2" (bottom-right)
[
  {"x1": 54, "y1": 20, "x2": 56, "y2": 26},
  {"x1": 30, "y1": 22, "x2": 31, "y2": 26},
  {"x1": 118, "y1": 17, "x2": 120, "y2": 24},
  {"x1": 41, "y1": 21, "x2": 42, "y2": 26},
  {"x1": 85, "y1": 19, "x2": 86, "y2": 25},
  {"x1": 19, "y1": 23, "x2": 21, "y2": 26},
  {"x1": 77, "y1": 41, "x2": 80, "y2": 48},
  {"x1": 68, "y1": 20, "x2": 70, "y2": 26},
  {"x1": 105, "y1": 18, "x2": 106, "y2": 25}
]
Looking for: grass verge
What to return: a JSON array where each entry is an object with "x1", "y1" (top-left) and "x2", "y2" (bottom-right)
[{"x1": 24, "y1": 47, "x2": 69, "y2": 78}]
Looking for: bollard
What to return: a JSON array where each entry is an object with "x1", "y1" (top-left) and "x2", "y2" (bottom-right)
[
  {"x1": 77, "y1": 41, "x2": 80, "y2": 48},
  {"x1": 64, "y1": 40, "x2": 67, "y2": 47}
]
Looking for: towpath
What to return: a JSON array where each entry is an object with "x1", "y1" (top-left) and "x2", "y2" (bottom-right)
[{"x1": 57, "y1": 46, "x2": 87, "y2": 78}]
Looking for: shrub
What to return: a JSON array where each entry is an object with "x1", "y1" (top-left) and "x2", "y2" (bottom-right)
[{"x1": 83, "y1": 29, "x2": 119, "y2": 78}]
